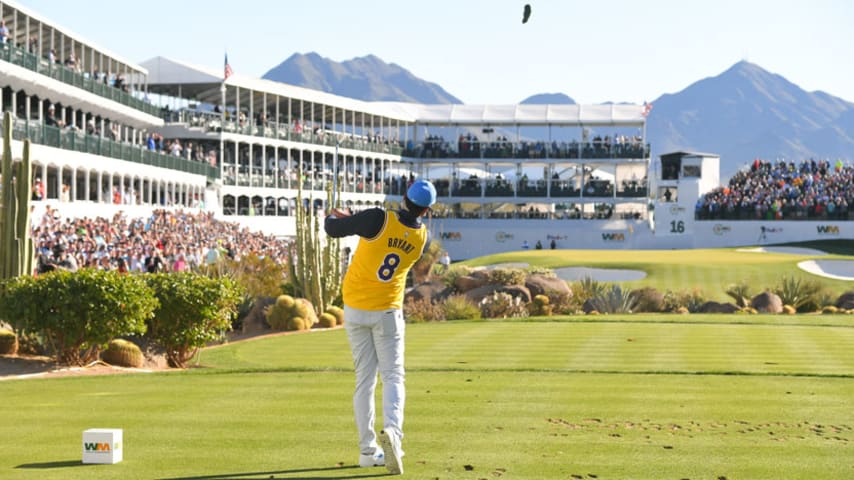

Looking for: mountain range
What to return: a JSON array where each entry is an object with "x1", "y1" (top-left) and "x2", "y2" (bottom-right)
[{"x1": 263, "y1": 54, "x2": 854, "y2": 179}]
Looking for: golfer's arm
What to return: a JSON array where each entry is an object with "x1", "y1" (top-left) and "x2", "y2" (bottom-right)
[{"x1": 324, "y1": 208, "x2": 385, "y2": 238}]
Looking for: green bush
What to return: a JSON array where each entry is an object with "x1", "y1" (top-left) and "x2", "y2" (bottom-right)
[
  {"x1": 480, "y1": 291, "x2": 529, "y2": 319},
  {"x1": 318, "y1": 312, "x2": 337, "y2": 328},
  {"x1": 546, "y1": 291, "x2": 577, "y2": 315},
  {"x1": 144, "y1": 272, "x2": 241, "y2": 368},
  {"x1": 488, "y1": 268, "x2": 527, "y2": 287},
  {"x1": 0, "y1": 328, "x2": 18, "y2": 355},
  {"x1": 266, "y1": 295, "x2": 295, "y2": 330},
  {"x1": 101, "y1": 339, "x2": 144, "y2": 368},
  {"x1": 0, "y1": 270, "x2": 157, "y2": 365},
  {"x1": 288, "y1": 316, "x2": 307, "y2": 331},
  {"x1": 774, "y1": 276, "x2": 821, "y2": 312},
  {"x1": 442, "y1": 295, "x2": 481, "y2": 320},
  {"x1": 403, "y1": 297, "x2": 446, "y2": 323}
]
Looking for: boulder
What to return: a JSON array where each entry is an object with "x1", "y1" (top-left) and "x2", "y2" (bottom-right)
[
  {"x1": 835, "y1": 291, "x2": 854, "y2": 310},
  {"x1": 751, "y1": 291, "x2": 783, "y2": 314},
  {"x1": 498, "y1": 284, "x2": 532, "y2": 304},
  {"x1": 455, "y1": 274, "x2": 489, "y2": 293},
  {"x1": 405, "y1": 281, "x2": 451, "y2": 304},
  {"x1": 525, "y1": 274, "x2": 571, "y2": 297},
  {"x1": 464, "y1": 284, "x2": 504, "y2": 304},
  {"x1": 697, "y1": 301, "x2": 740, "y2": 314},
  {"x1": 242, "y1": 296, "x2": 276, "y2": 333}
]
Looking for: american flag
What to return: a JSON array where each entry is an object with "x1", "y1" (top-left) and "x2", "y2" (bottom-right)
[
  {"x1": 642, "y1": 101, "x2": 653, "y2": 118},
  {"x1": 224, "y1": 53, "x2": 233, "y2": 80}
]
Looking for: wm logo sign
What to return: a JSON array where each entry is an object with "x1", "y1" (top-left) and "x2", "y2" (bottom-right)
[
  {"x1": 601, "y1": 233, "x2": 625, "y2": 241},
  {"x1": 84, "y1": 442, "x2": 112, "y2": 452},
  {"x1": 816, "y1": 225, "x2": 840, "y2": 234}
]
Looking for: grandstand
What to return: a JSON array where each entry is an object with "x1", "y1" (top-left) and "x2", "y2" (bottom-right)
[{"x1": 1, "y1": 0, "x2": 851, "y2": 262}]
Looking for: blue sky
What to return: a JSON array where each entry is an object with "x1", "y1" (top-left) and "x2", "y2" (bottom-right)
[{"x1": 19, "y1": 0, "x2": 854, "y2": 105}]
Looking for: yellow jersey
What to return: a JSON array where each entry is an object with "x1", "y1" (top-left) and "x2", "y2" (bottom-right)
[{"x1": 342, "y1": 210, "x2": 428, "y2": 310}]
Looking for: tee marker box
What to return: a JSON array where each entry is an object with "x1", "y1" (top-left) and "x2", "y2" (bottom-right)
[{"x1": 82, "y1": 428, "x2": 123, "y2": 464}]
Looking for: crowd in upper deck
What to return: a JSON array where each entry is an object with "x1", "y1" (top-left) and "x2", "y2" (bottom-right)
[{"x1": 695, "y1": 159, "x2": 853, "y2": 220}]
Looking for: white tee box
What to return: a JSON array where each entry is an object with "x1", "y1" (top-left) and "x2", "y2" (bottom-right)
[{"x1": 82, "y1": 429, "x2": 123, "y2": 464}]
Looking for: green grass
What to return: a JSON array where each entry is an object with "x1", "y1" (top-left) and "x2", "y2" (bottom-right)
[
  {"x1": 464, "y1": 247, "x2": 854, "y2": 301},
  {"x1": 2, "y1": 316, "x2": 853, "y2": 479}
]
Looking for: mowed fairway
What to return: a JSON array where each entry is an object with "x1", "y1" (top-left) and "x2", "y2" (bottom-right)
[{"x1": 2, "y1": 315, "x2": 853, "y2": 479}]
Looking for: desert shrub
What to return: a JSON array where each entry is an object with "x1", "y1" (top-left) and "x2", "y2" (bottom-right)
[
  {"x1": 101, "y1": 339, "x2": 144, "y2": 368},
  {"x1": 663, "y1": 288, "x2": 707, "y2": 313},
  {"x1": 675, "y1": 306, "x2": 690, "y2": 314},
  {"x1": 525, "y1": 266, "x2": 556, "y2": 278},
  {"x1": 487, "y1": 268, "x2": 527, "y2": 287},
  {"x1": 442, "y1": 264, "x2": 474, "y2": 289},
  {"x1": 0, "y1": 270, "x2": 157, "y2": 365},
  {"x1": 573, "y1": 277, "x2": 608, "y2": 305},
  {"x1": 403, "y1": 297, "x2": 446, "y2": 323},
  {"x1": 546, "y1": 291, "x2": 577, "y2": 315},
  {"x1": 411, "y1": 240, "x2": 443, "y2": 283},
  {"x1": 774, "y1": 276, "x2": 821, "y2": 312},
  {"x1": 480, "y1": 291, "x2": 529, "y2": 319},
  {"x1": 442, "y1": 295, "x2": 481, "y2": 320},
  {"x1": 822, "y1": 306, "x2": 839, "y2": 314},
  {"x1": 0, "y1": 328, "x2": 18, "y2": 355},
  {"x1": 725, "y1": 281, "x2": 753, "y2": 308},
  {"x1": 587, "y1": 285, "x2": 638, "y2": 314},
  {"x1": 782, "y1": 305, "x2": 797, "y2": 315},
  {"x1": 630, "y1": 287, "x2": 665, "y2": 313},
  {"x1": 318, "y1": 312, "x2": 337, "y2": 328},
  {"x1": 798, "y1": 287, "x2": 836, "y2": 313},
  {"x1": 326, "y1": 305, "x2": 345, "y2": 325},
  {"x1": 144, "y1": 272, "x2": 241, "y2": 368},
  {"x1": 528, "y1": 294, "x2": 553, "y2": 316}
]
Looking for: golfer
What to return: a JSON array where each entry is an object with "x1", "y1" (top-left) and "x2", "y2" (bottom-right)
[{"x1": 324, "y1": 179, "x2": 436, "y2": 475}]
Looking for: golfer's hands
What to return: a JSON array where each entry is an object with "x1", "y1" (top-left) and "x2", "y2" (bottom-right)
[{"x1": 328, "y1": 208, "x2": 352, "y2": 219}]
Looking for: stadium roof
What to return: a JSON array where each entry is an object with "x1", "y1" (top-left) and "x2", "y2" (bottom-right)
[{"x1": 141, "y1": 56, "x2": 646, "y2": 127}]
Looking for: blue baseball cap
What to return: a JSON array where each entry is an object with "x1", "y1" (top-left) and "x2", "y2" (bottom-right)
[{"x1": 406, "y1": 179, "x2": 437, "y2": 207}]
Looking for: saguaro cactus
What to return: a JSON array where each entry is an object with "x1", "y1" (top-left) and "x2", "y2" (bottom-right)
[
  {"x1": 288, "y1": 163, "x2": 341, "y2": 316},
  {"x1": 1, "y1": 111, "x2": 34, "y2": 280}
]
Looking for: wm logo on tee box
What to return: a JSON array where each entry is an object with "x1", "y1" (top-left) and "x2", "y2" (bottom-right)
[{"x1": 82, "y1": 429, "x2": 123, "y2": 464}]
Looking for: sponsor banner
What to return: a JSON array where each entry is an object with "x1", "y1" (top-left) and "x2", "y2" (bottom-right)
[
  {"x1": 712, "y1": 224, "x2": 731, "y2": 235},
  {"x1": 440, "y1": 231, "x2": 462, "y2": 241},
  {"x1": 601, "y1": 232, "x2": 626, "y2": 242},
  {"x1": 495, "y1": 231, "x2": 514, "y2": 243}
]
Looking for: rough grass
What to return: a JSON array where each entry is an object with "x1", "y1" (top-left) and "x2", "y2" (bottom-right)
[
  {"x1": 465, "y1": 247, "x2": 854, "y2": 302},
  {"x1": 2, "y1": 316, "x2": 853, "y2": 479}
]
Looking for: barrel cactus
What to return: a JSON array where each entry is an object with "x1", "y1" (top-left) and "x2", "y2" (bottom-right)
[
  {"x1": 325, "y1": 305, "x2": 345, "y2": 326},
  {"x1": 101, "y1": 339, "x2": 144, "y2": 368},
  {"x1": 265, "y1": 295, "x2": 317, "y2": 331},
  {"x1": 318, "y1": 312, "x2": 337, "y2": 328}
]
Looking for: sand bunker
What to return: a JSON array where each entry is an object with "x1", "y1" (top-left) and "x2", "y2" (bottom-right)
[
  {"x1": 554, "y1": 267, "x2": 647, "y2": 282},
  {"x1": 737, "y1": 247, "x2": 828, "y2": 256},
  {"x1": 797, "y1": 260, "x2": 854, "y2": 281}
]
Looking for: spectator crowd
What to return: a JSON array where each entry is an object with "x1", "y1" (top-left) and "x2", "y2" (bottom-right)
[
  {"x1": 695, "y1": 159, "x2": 852, "y2": 220},
  {"x1": 32, "y1": 207, "x2": 291, "y2": 275}
]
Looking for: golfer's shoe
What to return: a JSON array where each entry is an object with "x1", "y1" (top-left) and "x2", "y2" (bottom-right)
[
  {"x1": 359, "y1": 450, "x2": 385, "y2": 468},
  {"x1": 379, "y1": 429, "x2": 404, "y2": 475}
]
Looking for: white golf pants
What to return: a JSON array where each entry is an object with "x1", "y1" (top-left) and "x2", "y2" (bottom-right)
[{"x1": 344, "y1": 305, "x2": 405, "y2": 455}]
